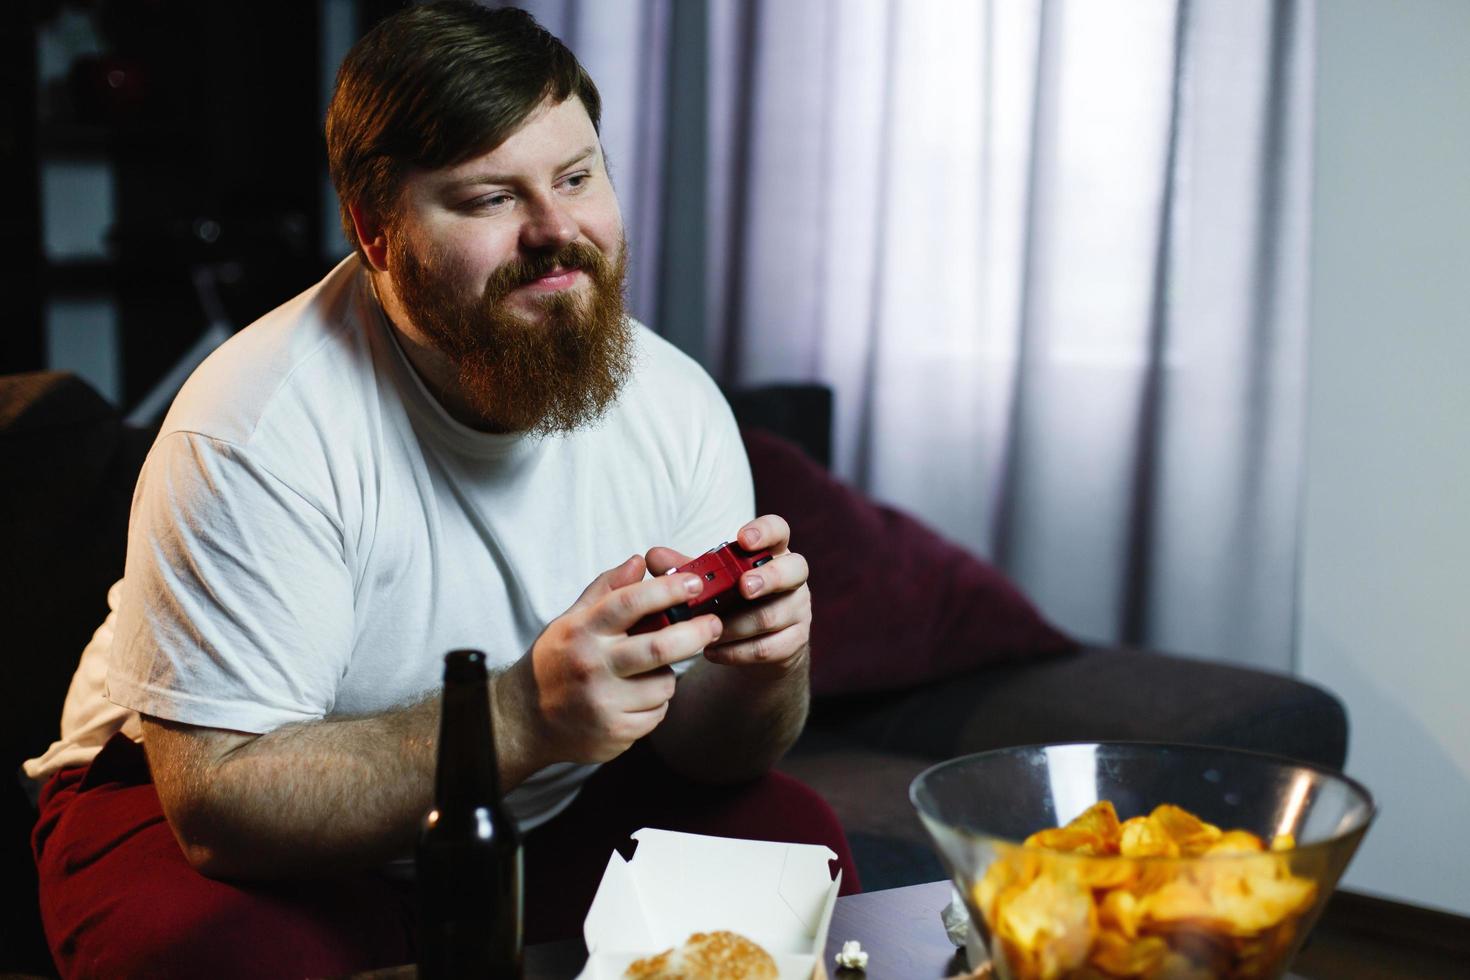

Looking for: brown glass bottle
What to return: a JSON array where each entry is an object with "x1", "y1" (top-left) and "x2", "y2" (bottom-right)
[{"x1": 417, "y1": 649, "x2": 523, "y2": 978}]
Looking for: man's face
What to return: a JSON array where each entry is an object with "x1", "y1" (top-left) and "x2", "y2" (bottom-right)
[{"x1": 383, "y1": 96, "x2": 632, "y2": 434}]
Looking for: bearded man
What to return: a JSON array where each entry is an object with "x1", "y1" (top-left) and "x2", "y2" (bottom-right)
[{"x1": 25, "y1": 4, "x2": 857, "y2": 976}]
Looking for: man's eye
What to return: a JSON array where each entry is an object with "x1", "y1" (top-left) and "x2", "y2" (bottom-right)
[
  {"x1": 561, "y1": 173, "x2": 590, "y2": 191},
  {"x1": 467, "y1": 193, "x2": 512, "y2": 211}
]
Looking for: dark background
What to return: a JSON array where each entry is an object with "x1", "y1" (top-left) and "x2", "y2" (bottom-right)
[{"x1": 6, "y1": 0, "x2": 404, "y2": 410}]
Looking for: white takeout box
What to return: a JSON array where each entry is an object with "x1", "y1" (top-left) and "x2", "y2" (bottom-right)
[{"x1": 576, "y1": 828, "x2": 842, "y2": 980}]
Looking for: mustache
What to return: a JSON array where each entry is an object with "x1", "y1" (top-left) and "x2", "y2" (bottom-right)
[{"x1": 483, "y1": 240, "x2": 609, "y2": 301}]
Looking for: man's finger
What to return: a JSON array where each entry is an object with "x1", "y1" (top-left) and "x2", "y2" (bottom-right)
[
  {"x1": 587, "y1": 571, "x2": 705, "y2": 633},
  {"x1": 736, "y1": 552, "x2": 809, "y2": 601},
  {"x1": 644, "y1": 545, "x2": 692, "y2": 577},
  {"x1": 713, "y1": 587, "x2": 806, "y2": 643},
  {"x1": 620, "y1": 701, "x2": 672, "y2": 743},
  {"x1": 570, "y1": 555, "x2": 646, "y2": 611},
  {"x1": 737, "y1": 514, "x2": 792, "y2": 554},
  {"x1": 615, "y1": 665, "x2": 680, "y2": 710},
  {"x1": 608, "y1": 615, "x2": 723, "y2": 677},
  {"x1": 704, "y1": 620, "x2": 810, "y2": 668}
]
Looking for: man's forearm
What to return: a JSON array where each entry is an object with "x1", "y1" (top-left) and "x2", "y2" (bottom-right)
[
  {"x1": 146, "y1": 666, "x2": 549, "y2": 880},
  {"x1": 149, "y1": 702, "x2": 437, "y2": 878},
  {"x1": 650, "y1": 647, "x2": 811, "y2": 783}
]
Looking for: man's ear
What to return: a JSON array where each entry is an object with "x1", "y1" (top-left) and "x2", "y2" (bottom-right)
[{"x1": 348, "y1": 203, "x2": 391, "y2": 272}]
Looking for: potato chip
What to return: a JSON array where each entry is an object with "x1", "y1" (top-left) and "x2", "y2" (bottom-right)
[
  {"x1": 976, "y1": 846, "x2": 1043, "y2": 924},
  {"x1": 1203, "y1": 868, "x2": 1316, "y2": 935},
  {"x1": 993, "y1": 872, "x2": 1097, "y2": 980},
  {"x1": 1088, "y1": 930, "x2": 1169, "y2": 976},
  {"x1": 1137, "y1": 878, "x2": 1222, "y2": 931},
  {"x1": 1068, "y1": 801, "x2": 1124, "y2": 852},
  {"x1": 1026, "y1": 827, "x2": 1114, "y2": 856},
  {"x1": 1066, "y1": 853, "x2": 1142, "y2": 892},
  {"x1": 1123, "y1": 860, "x2": 1182, "y2": 900},
  {"x1": 1150, "y1": 805, "x2": 1223, "y2": 854},
  {"x1": 1024, "y1": 802, "x2": 1124, "y2": 858},
  {"x1": 970, "y1": 800, "x2": 1318, "y2": 980},
  {"x1": 1097, "y1": 888, "x2": 1142, "y2": 940},
  {"x1": 1201, "y1": 831, "x2": 1265, "y2": 857},
  {"x1": 1120, "y1": 816, "x2": 1181, "y2": 859}
]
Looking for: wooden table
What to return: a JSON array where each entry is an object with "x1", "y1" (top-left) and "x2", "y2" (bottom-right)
[
  {"x1": 813, "y1": 881, "x2": 969, "y2": 978},
  {"x1": 362, "y1": 879, "x2": 1470, "y2": 977}
]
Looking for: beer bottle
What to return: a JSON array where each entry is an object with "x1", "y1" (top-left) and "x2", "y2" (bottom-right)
[{"x1": 417, "y1": 649, "x2": 524, "y2": 978}]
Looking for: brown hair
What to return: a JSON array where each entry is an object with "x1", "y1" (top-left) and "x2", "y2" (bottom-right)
[{"x1": 325, "y1": 1, "x2": 602, "y2": 260}]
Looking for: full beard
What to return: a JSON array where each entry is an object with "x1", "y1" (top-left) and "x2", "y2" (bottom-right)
[{"x1": 389, "y1": 235, "x2": 634, "y2": 435}]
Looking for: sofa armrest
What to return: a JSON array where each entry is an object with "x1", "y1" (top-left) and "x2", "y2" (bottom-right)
[{"x1": 803, "y1": 644, "x2": 1349, "y2": 771}]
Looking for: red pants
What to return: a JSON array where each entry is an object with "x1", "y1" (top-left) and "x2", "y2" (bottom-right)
[{"x1": 33, "y1": 734, "x2": 859, "y2": 979}]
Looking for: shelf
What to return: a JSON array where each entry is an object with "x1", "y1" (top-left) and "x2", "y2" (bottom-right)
[
  {"x1": 45, "y1": 259, "x2": 116, "y2": 295},
  {"x1": 36, "y1": 123, "x2": 113, "y2": 157}
]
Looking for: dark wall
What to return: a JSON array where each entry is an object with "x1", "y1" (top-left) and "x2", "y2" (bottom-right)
[
  {"x1": 24, "y1": 0, "x2": 335, "y2": 408},
  {"x1": 2, "y1": 11, "x2": 43, "y2": 376}
]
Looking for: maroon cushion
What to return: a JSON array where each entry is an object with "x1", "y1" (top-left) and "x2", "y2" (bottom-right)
[{"x1": 741, "y1": 427, "x2": 1077, "y2": 696}]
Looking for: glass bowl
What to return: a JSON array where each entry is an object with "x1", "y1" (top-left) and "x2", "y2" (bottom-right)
[{"x1": 910, "y1": 742, "x2": 1375, "y2": 980}]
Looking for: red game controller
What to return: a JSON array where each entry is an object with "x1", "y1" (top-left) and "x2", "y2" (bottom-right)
[{"x1": 628, "y1": 541, "x2": 775, "y2": 635}]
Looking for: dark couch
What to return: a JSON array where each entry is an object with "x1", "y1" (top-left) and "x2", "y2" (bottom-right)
[{"x1": 1, "y1": 371, "x2": 1348, "y2": 975}]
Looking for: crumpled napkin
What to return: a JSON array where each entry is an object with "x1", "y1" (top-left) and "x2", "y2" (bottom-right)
[
  {"x1": 942, "y1": 885, "x2": 991, "y2": 971},
  {"x1": 942, "y1": 886, "x2": 971, "y2": 947}
]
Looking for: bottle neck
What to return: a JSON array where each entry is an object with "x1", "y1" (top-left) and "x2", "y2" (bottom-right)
[{"x1": 434, "y1": 672, "x2": 502, "y2": 815}]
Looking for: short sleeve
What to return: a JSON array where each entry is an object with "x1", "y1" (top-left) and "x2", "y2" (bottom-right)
[{"x1": 108, "y1": 432, "x2": 355, "y2": 733}]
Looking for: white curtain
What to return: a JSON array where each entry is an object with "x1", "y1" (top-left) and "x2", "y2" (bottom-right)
[
  {"x1": 503, "y1": 0, "x2": 675, "y2": 325},
  {"x1": 506, "y1": 0, "x2": 1316, "y2": 671},
  {"x1": 706, "y1": 0, "x2": 1315, "y2": 671}
]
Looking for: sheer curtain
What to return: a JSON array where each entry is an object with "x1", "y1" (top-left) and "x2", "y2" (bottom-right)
[
  {"x1": 501, "y1": 0, "x2": 676, "y2": 326},
  {"x1": 509, "y1": 0, "x2": 1315, "y2": 671},
  {"x1": 706, "y1": 0, "x2": 1314, "y2": 671}
]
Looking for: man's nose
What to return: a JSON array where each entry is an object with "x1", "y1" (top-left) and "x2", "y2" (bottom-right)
[{"x1": 520, "y1": 197, "x2": 578, "y2": 252}]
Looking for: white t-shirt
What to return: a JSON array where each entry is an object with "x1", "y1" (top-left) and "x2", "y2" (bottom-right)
[{"x1": 23, "y1": 257, "x2": 755, "y2": 830}]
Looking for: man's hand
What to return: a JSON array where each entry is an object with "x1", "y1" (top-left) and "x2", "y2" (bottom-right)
[
  {"x1": 647, "y1": 515, "x2": 813, "y2": 783},
  {"x1": 494, "y1": 554, "x2": 724, "y2": 772},
  {"x1": 646, "y1": 516, "x2": 812, "y2": 672}
]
